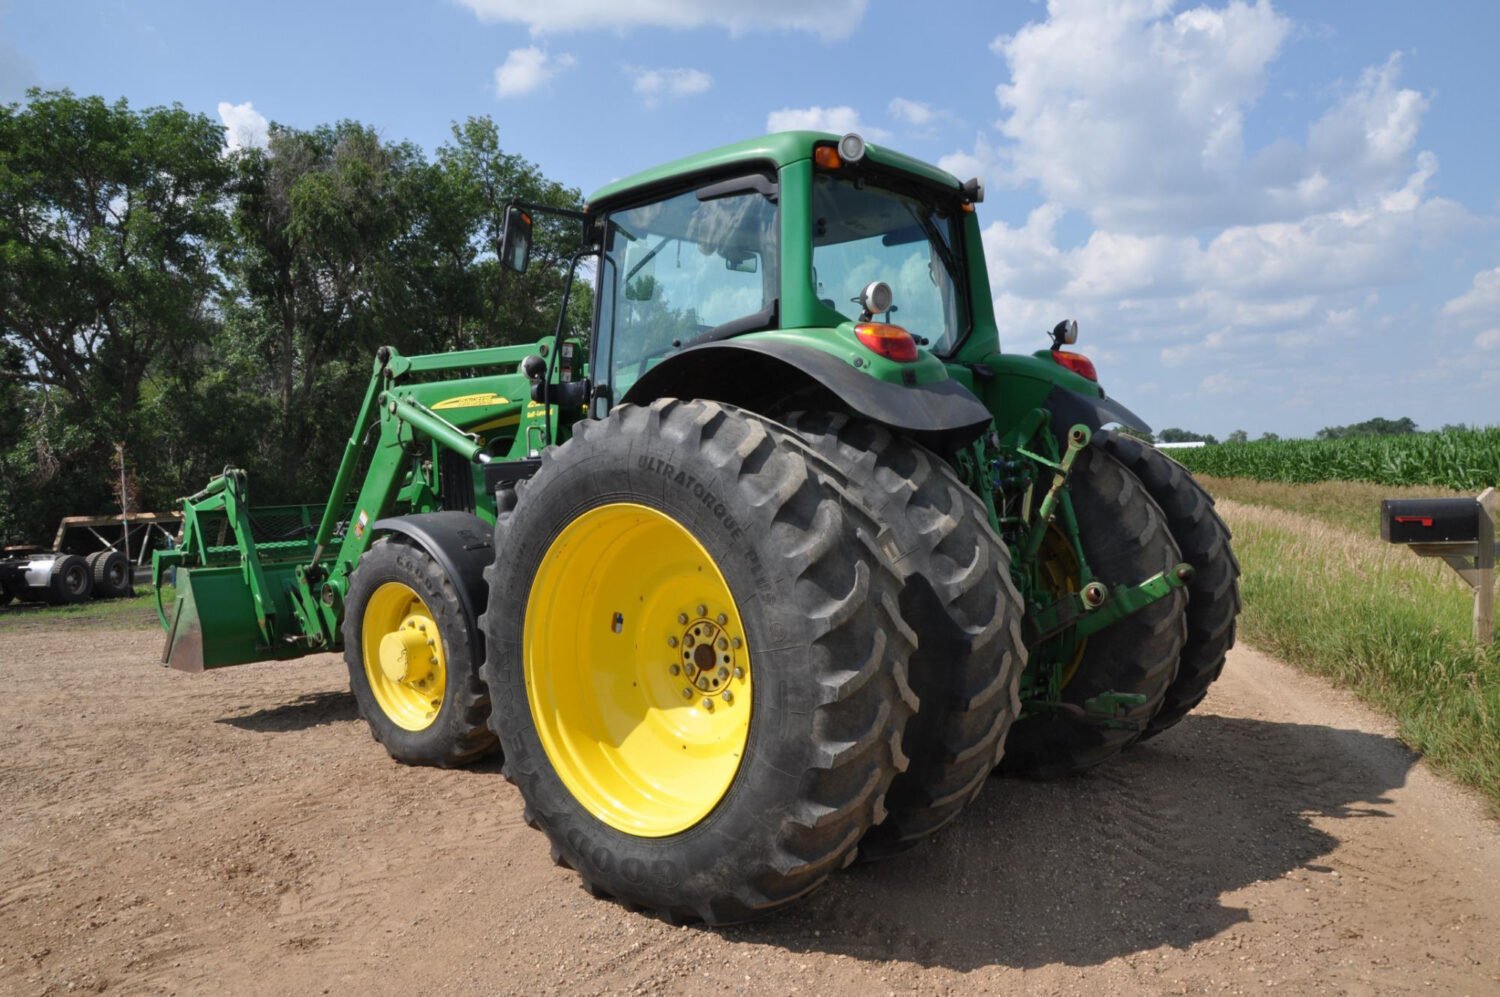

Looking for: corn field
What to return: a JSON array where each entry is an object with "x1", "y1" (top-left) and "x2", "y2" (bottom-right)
[{"x1": 1169, "y1": 427, "x2": 1500, "y2": 491}]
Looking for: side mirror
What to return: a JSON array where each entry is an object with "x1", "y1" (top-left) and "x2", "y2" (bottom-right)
[
  {"x1": 724, "y1": 252, "x2": 758, "y2": 274},
  {"x1": 500, "y1": 205, "x2": 533, "y2": 274}
]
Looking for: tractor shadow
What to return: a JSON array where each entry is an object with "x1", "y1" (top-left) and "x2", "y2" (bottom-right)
[
  {"x1": 217, "y1": 690, "x2": 359, "y2": 732},
  {"x1": 721, "y1": 712, "x2": 1416, "y2": 971}
]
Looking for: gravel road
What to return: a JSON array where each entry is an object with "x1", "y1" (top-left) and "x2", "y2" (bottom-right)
[{"x1": 2, "y1": 607, "x2": 1497, "y2": 995}]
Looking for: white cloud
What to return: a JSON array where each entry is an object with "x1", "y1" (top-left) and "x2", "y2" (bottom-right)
[
  {"x1": 888, "y1": 97, "x2": 936, "y2": 127},
  {"x1": 217, "y1": 101, "x2": 269, "y2": 152},
  {"x1": 953, "y1": 0, "x2": 1442, "y2": 236},
  {"x1": 626, "y1": 66, "x2": 712, "y2": 108},
  {"x1": 457, "y1": 0, "x2": 866, "y2": 39},
  {"x1": 925, "y1": 0, "x2": 1491, "y2": 437},
  {"x1": 765, "y1": 105, "x2": 889, "y2": 141},
  {"x1": 1442, "y1": 266, "x2": 1500, "y2": 320},
  {"x1": 494, "y1": 47, "x2": 574, "y2": 98},
  {"x1": 938, "y1": 132, "x2": 999, "y2": 183},
  {"x1": 1476, "y1": 329, "x2": 1500, "y2": 351},
  {"x1": 982, "y1": 0, "x2": 1293, "y2": 231}
]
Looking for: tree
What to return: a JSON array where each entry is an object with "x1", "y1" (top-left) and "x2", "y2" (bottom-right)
[
  {"x1": 0, "y1": 93, "x2": 592, "y2": 545},
  {"x1": 1226, "y1": 429, "x2": 1248, "y2": 444},
  {"x1": 1158, "y1": 427, "x2": 1219, "y2": 445},
  {"x1": 1316, "y1": 416, "x2": 1418, "y2": 440},
  {"x1": 219, "y1": 114, "x2": 589, "y2": 501},
  {"x1": 0, "y1": 89, "x2": 230, "y2": 540},
  {"x1": 1259, "y1": 431, "x2": 1280, "y2": 442}
]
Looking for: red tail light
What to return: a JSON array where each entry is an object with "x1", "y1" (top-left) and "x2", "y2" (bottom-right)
[
  {"x1": 855, "y1": 322, "x2": 919, "y2": 363},
  {"x1": 1051, "y1": 350, "x2": 1097, "y2": 381}
]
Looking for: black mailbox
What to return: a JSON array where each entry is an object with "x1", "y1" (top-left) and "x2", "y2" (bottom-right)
[{"x1": 1380, "y1": 498, "x2": 1481, "y2": 544}]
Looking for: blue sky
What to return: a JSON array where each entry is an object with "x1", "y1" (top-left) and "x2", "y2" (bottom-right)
[{"x1": 3, "y1": 0, "x2": 1498, "y2": 438}]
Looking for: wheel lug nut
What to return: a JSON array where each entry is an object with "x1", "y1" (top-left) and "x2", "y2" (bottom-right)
[
  {"x1": 717, "y1": 667, "x2": 729, "y2": 680},
  {"x1": 732, "y1": 637, "x2": 742, "y2": 649},
  {"x1": 696, "y1": 604, "x2": 706, "y2": 617},
  {"x1": 733, "y1": 666, "x2": 745, "y2": 680},
  {"x1": 722, "y1": 691, "x2": 733, "y2": 705},
  {"x1": 716, "y1": 613, "x2": 727, "y2": 625},
  {"x1": 678, "y1": 613, "x2": 688, "y2": 625},
  {"x1": 701, "y1": 698, "x2": 713, "y2": 710},
  {"x1": 685, "y1": 664, "x2": 697, "y2": 677},
  {"x1": 717, "y1": 638, "x2": 727, "y2": 651},
  {"x1": 667, "y1": 636, "x2": 678, "y2": 648},
  {"x1": 669, "y1": 665, "x2": 680, "y2": 676},
  {"x1": 682, "y1": 688, "x2": 693, "y2": 700}
]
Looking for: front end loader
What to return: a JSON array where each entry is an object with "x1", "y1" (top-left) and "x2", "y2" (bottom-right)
[{"x1": 155, "y1": 130, "x2": 1238, "y2": 922}]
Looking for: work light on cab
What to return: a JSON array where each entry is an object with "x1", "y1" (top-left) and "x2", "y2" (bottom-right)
[{"x1": 838, "y1": 132, "x2": 866, "y2": 163}]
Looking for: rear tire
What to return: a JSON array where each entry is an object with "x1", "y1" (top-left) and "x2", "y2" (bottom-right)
[
  {"x1": 783, "y1": 411, "x2": 1025, "y2": 860},
  {"x1": 1001, "y1": 446, "x2": 1186, "y2": 778},
  {"x1": 342, "y1": 537, "x2": 498, "y2": 767},
  {"x1": 1098, "y1": 430, "x2": 1240, "y2": 740},
  {"x1": 88, "y1": 549, "x2": 134, "y2": 599},
  {"x1": 481, "y1": 399, "x2": 916, "y2": 924},
  {"x1": 48, "y1": 555, "x2": 93, "y2": 605}
]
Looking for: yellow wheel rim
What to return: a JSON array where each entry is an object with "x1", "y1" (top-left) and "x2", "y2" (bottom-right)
[
  {"x1": 524, "y1": 503, "x2": 752, "y2": 837},
  {"x1": 1040, "y1": 526, "x2": 1089, "y2": 688},
  {"x1": 361, "y1": 581, "x2": 447, "y2": 731}
]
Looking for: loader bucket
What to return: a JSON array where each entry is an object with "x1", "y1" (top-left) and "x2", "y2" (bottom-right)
[{"x1": 162, "y1": 562, "x2": 308, "y2": 671}]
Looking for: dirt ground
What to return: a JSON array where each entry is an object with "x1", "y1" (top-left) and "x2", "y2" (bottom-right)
[{"x1": 2, "y1": 606, "x2": 1498, "y2": 996}]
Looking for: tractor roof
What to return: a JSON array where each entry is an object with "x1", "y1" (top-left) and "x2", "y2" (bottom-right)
[{"x1": 586, "y1": 131, "x2": 962, "y2": 208}]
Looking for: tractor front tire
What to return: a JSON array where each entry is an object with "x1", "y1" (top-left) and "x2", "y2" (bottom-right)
[
  {"x1": 1001, "y1": 446, "x2": 1187, "y2": 779},
  {"x1": 784, "y1": 411, "x2": 1025, "y2": 860},
  {"x1": 1098, "y1": 430, "x2": 1240, "y2": 740},
  {"x1": 342, "y1": 537, "x2": 498, "y2": 767},
  {"x1": 481, "y1": 399, "x2": 915, "y2": 924}
]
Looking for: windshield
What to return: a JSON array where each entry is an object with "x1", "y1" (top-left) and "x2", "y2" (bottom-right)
[
  {"x1": 810, "y1": 174, "x2": 968, "y2": 354},
  {"x1": 596, "y1": 182, "x2": 778, "y2": 402}
]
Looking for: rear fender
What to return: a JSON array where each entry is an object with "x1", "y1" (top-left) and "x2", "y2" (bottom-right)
[
  {"x1": 968, "y1": 352, "x2": 1151, "y2": 441},
  {"x1": 620, "y1": 340, "x2": 993, "y2": 453}
]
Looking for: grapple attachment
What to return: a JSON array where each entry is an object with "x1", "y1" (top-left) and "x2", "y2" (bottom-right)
[
  {"x1": 153, "y1": 469, "x2": 326, "y2": 672},
  {"x1": 161, "y1": 561, "x2": 306, "y2": 671}
]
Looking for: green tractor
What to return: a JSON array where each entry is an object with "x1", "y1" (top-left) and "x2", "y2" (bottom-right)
[{"x1": 153, "y1": 130, "x2": 1238, "y2": 923}]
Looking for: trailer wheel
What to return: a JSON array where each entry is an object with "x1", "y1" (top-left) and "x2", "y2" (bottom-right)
[
  {"x1": 784, "y1": 411, "x2": 1025, "y2": 861},
  {"x1": 88, "y1": 550, "x2": 133, "y2": 599},
  {"x1": 481, "y1": 399, "x2": 915, "y2": 924},
  {"x1": 342, "y1": 537, "x2": 498, "y2": 767},
  {"x1": 48, "y1": 555, "x2": 94, "y2": 605},
  {"x1": 1000, "y1": 446, "x2": 1186, "y2": 779},
  {"x1": 1098, "y1": 430, "x2": 1240, "y2": 740}
]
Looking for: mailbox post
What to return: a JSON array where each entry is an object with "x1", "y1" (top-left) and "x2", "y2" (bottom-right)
[{"x1": 1381, "y1": 488, "x2": 1496, "y2": 643}]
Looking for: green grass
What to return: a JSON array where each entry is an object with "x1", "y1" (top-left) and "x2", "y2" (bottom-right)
[
  {"x1": 1174, "y1": 426, "x2": 1500, "y2": 490},
  {"x1": 0, "y1": 585, "x2": 171, "y2": 631},
  {"x1": 1205, "y1": 487, "x2": 1500, "y2": 809},
  {"x1": 1198, "y1": 475, "x2": 1468, "y2": 536}
]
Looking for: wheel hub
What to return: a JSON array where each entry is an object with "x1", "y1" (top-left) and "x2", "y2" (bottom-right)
[
  {"x1": 378, "y1": 619, "x2": 436, "y2": 684},
  {"x1": 672, "y1": 611, "x2": 744, "y2": 706}
]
